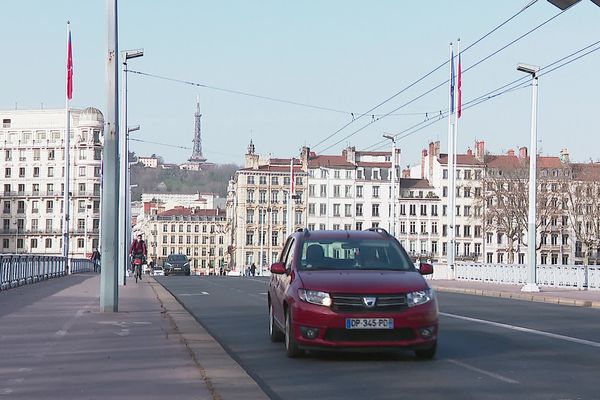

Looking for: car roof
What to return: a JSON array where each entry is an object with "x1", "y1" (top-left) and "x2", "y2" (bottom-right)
[{"x1": 293, "y1": 229, "x2": 391, "y2": 241}]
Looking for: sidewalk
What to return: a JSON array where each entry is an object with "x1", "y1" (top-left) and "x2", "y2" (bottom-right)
[
  {"x1": 429, "y1": 278, "x2": 600, "y2": 308},
  {"x1": 0, "y1": 273, "x2": 268, "y2": 400}
]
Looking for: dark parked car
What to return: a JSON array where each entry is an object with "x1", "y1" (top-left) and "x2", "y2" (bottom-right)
[
  {"x1": 164, "y1": 254, "x2": 191, "y2": 276},
  {"x1": 268, "y1": 228, "x2": 438, "y2": 359}
]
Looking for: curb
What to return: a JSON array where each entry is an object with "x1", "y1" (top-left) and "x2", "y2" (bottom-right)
[
  {"x1": 431, "y1": 285, "x2": 600, "y2": 309},
  {"x1": 148, "y1": 279, "x2": 269, "y2": 400}
]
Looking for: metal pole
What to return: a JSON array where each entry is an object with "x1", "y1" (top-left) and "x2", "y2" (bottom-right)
[
  {"x1": 447, "y1": 43, "x2": 455, "y2": 273},
  {"x1": 523, "y1": 70, "x2": 540, "y2": 292},
  {"x1": 63, "y1": 22, "x2": 71, "y2": 271},
  {"x1": 259, "y1": 207, "x2": 264, "y2": 275},
  {"x1": 118, "y1": 57, "x2": 127, "y2": 286},
  {"x1": 101, "y1": 0, "x2": 119, "y2": 312}
]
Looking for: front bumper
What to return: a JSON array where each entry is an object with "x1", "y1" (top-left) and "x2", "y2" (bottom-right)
[{"x1": 290, "y1": 299, "x2": 438, "y2": 350}]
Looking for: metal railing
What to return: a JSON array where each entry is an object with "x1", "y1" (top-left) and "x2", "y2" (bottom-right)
[
  {"x1": 454, "y1": 263, "x2": 600, "y2": 290},
  {"x1": 0, "y1": 254, "x2": 96, "y2": 292}
]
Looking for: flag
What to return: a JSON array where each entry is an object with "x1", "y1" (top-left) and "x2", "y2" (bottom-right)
[
  {"x1": 450, "y1": 50, "x2": 455, "y2": 114},
  {"x1": 457, "y1": 52, "x2": 462, "y2": 118},
  {"x1": 67, "y1": 25, "x2": 73, "y2": 100}
]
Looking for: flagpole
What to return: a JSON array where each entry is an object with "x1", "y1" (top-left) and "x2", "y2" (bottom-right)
[
  {"x1": 452, "y1": 38, "x2": 460, "y2": 273},
  {"x1": 446, "y1": 42, "x2": 455, "y2": 274},
  {"x1": 287, "y1": 158, "x2": 293, "y2": 237},
  {"x1": 63, "y1": 21, "x2": 71, "y2": 271}
]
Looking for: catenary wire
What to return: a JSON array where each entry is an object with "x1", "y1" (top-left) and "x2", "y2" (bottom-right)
[
  {"x1": 316, "y1": 7, "x2": 567, "y2": 153},
  {"x1": 311, "y1": 0, "x2": 551, "y2": 151}
]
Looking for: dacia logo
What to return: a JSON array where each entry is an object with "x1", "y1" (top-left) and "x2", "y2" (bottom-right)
[{"x1": 363, "y1": 297, "x2": 377, "y2": 308}]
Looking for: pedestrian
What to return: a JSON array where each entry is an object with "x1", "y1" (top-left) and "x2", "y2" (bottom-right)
[
  {"x1": 250, "y1": 263, "x2": 256, "y2": 277},
  {"x1": 90, "y1": 248, "x2": 101, "y2": 272}
]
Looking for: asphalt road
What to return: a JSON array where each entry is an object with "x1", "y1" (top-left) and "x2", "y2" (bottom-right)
[{"x1": 156, "y1": 276, "x2": 600, "y2": 400}]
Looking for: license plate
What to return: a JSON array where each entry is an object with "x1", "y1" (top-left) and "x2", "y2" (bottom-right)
[
  {"x1": 345, "y1": 318, "x2": 394, "y2": 329},
  {"x1": 174, "y1": 267, "x2": 181, "y2": 270}
]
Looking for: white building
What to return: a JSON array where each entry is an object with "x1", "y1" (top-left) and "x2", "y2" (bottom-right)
[
  {"x1": 0, "y1": 107, "x2": 103, "y2": 257},
  {"x1": 137, "y1": 155, "x2": 159, "y2": 168}
]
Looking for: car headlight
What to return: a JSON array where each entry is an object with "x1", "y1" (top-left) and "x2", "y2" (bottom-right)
[
  {"x1": 184, "y1": 262, "x2": 189, "y2": 267},
  {"x1": 406, "y1": 289, "x2": 433, "y2": 307},
  {"x1": 298, "y1": 289, "x2": 332, "y2": 307},
  {"x1": 165, "y1": 263, "x2": 172, "y2": 268}
]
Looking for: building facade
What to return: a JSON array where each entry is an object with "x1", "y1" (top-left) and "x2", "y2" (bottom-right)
[
  {"x1": 0, "y1": 107, "x2": 103, "y2": 257},
  {"x1": 147, "y1": 206, "x2": 227, "y2": 275}
]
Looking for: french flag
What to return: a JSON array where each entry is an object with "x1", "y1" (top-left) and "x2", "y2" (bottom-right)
[{"x1": 67, "y1": 24, "x2": 73, "y2": 100}]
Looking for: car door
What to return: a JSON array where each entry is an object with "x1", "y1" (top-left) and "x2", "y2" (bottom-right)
[{"x1": 271, "y1": 237, "x2": 294, "y2": 325}]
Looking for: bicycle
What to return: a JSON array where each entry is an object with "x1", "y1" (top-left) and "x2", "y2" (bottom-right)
[{"x1": 132, "y1": 255, "x2": 144, "y2": 283}]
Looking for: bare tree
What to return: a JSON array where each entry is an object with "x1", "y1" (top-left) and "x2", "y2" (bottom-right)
[
  {"x1": 480, "y1": 157, "x2": 563, "y2": 263},
  {"x1": 566, "y1": 163, "x2": 600, "y2": 265}
]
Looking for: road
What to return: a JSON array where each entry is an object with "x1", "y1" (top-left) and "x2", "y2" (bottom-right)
[{"x1": 156, "y1": 276, "x2": 600, "y2": 400}]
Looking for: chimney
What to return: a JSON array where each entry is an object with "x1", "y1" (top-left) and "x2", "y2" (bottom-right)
[
  {"x1": 519, "y1": 147, "x2": 528, "y2": 158},
  {"x1": 475, "y1": 140, "x2": 485, "y2": 161},
  {"x1": 559, "y1": 148, "x2": 570, "y2": 164},
  {"x1": 245, "y1": 139, "x2": 260, "y2": 169},
  {"x1": 345, "y1": 146, "x2": 356, "y2": 165},
  {"x1": 301, "y1": 146, "x2": 310, "y2": 171},
  {"x1": 466, "y1": 148, "x2": 473, "y2": 156},
  {"x1": 421, "y1": 148, "x2": 427, "y2": 179},
  {"x1": 402, "y1": 167, "x2": 411, "y2": 178},
  {"x1": 507, "y1": 149, "x2": 515, "y2": 157}
]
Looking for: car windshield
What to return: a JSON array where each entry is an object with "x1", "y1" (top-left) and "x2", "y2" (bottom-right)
[
  {"x1": 153, "y1": 266, "x2": 163, "y2": 270},
  {"x1": 298, "y1": 239, "x2": 414, "y2": 272},
  {"x1": 167, "y1": 255, "x2": 187, "y2": 262}
]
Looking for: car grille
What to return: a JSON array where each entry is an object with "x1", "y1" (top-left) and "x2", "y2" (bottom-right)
[
  {"x1": 325, "y1": 328, "x2": 415, "y2": 342},
  {"x1": 330, "y1": 293, "x2": 408, "y2": 313}
]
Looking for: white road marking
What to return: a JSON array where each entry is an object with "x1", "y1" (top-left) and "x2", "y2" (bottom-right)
[
  {"x1": 0, "y1": 388, "x2": 14, "y2": 395},
  {"x1": 441, "y1": 312, "x2": 600, "y2": 348},
  {"x1": 259, "y1": 292, "x2": 268, "y2": 295},
  {"x1": 115, "y1": 329, "x2": 130, "y2": 337},
  {"x1": 446, "y1": 358, "x2": 519, "y2": 384},
  {"x1": 54, "y1": 307, "x2": 87, "y2": 338},
  {"x1": 179, "y1": 292, "x2": 209, "y2": 296}
]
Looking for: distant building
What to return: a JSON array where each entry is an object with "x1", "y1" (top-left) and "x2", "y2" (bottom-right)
[
  {"x1": 0, "y1": 107, "x2": 103, "y2": 257},
  {"x1": 137, "y1": 155, "x2": 159, "y2": 168},
  {"x1": 147, "y1": 206, "x2": 227, "y2": 275}
]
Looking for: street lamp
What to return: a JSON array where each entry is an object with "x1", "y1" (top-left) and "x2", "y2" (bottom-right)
[
  {"x1": 517, "y1": 62, "x2": 541, "y2": 293},
  {"x1": 119, "y1": 49, "x2": 143, "y2": 286},
  {"x1": 383, "y1": 134, "x2": 397, "y2": 238}
]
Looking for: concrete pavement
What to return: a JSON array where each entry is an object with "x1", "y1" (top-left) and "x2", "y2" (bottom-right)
[
  {"x1": 2, "y1": 271, "x2": 598, "y2": 399},
  {"x1": 0, "y1": 272, "x2": 267, "y2": 400},
  {"x1": 429, "y1": 278, "x2": 600, "y2": 308}
]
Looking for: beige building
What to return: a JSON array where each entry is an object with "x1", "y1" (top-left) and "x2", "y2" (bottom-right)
[
  {"x1": 0, "y1": 107, "x2": 103, "y2": 257},
  {"x1": 147, "y1": 206, "x2": 227, "y2": 275},
  {"x1": 137, "y1": 155, "x2": 159, "y2": 168}
]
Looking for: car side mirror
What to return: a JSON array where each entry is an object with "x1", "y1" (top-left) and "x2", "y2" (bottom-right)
[
  {"x1": 418, "y1": 262, "x2": 434, "y2": 275},
  {"x1": 270, "y1": 262, "x2": 287, "y2": 275}
]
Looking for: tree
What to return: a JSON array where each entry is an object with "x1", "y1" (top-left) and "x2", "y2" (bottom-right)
[
  {"x1": 480, "y1": 157, "x2": 563, "y2": 263},
  {"x1": 566, "y1": 163, "x2": 600, "y2": 265}
]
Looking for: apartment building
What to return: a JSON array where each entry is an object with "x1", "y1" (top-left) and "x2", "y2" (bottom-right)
[
  {"x1": 0, "y1": 107, "x2": 103, "y2": 257},
  {"x1": 226, "y1": 141, "x2": 306, "y2": 273},
  {"x1": 147, "y1": 206, "x2": 227, "y2": 275}
]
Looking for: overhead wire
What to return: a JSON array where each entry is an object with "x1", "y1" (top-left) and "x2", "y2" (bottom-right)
[
  {"x1": 316, "y1": 6, "x2": 567, "y2": 153},
  {"x1": 311, "y1": 0, "x2": 547, "y2": 151},
  {"x1": 362, "y1": 39, "x2": 600, "y2": 152}
]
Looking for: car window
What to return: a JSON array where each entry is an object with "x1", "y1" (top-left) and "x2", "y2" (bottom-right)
[
  {"x1": 299, "y1": 239, "x2": 413, "y2": 272},
  {"x1": 167, "y1": 255, "x2": 187, "y2": 262},
  {"x1": 284, "y1": 238, "x2": 296, "y2": 270}
]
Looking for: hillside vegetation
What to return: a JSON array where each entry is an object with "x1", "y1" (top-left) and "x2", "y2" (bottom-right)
[{"x1": 130, "y1": 163, "x2": 239, "y2": 200}]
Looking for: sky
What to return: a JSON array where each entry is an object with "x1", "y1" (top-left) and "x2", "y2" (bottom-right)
[{"x1": 2, "y1": 0, "x2": 600, "y2": 168}]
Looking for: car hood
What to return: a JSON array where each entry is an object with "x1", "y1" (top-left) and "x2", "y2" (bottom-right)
[{"x1": 297, "y1": 270, "x2": 429, "y2": 294}]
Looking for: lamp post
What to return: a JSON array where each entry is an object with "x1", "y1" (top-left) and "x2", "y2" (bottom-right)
[
  {"x1": 383, "y1": 134, "x2": 397, "y2": 238},
  {"x1": 119, "y1": 49, "x2": 143, "y2": 287},
  {"x1": 517, "y1": 63, "x2": 541, "y2": 293}
]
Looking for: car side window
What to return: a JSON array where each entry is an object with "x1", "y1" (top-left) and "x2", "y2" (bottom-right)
[{"x1": 283, "y1": 238, "x2": 296, "y2": 270}]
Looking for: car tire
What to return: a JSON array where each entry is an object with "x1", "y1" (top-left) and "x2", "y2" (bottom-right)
[
  {"x1": 269, "y1": 303, "x2": 284, "y2": 342},
  {"x1": 414, "y1": 342, "x2": 437, "y2": 360},
  {"x1": 284, "y1": 310, "x2": 302, "y2": 358}
]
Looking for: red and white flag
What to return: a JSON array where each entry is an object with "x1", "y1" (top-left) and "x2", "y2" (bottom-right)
[{"x1": 67, "y1": 24, "x2": 73, "y2": 100}]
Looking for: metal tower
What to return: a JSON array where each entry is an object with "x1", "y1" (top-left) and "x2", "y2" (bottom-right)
[{"x1": 189, "y1": 95, "x2": 206, "y2": 163}]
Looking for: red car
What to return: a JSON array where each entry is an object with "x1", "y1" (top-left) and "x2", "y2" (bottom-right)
[{"x1": 268, "y1": 228, "x2": 438, "y2": 359}]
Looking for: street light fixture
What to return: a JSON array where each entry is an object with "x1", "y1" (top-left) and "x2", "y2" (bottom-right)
[
  {"x1": 517, "y1": 62, "x2": 541, "y2": 293},
  {"x1": 547, "y1": 0, "x2": 600, "y2": 10},
  {"x1": 119, "y1": 49, "x2": 144, "y2": 286},
  {"x1": 383, "y1": 134, "x2": 397, "y2": 238}
]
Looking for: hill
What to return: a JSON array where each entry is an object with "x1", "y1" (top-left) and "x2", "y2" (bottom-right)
[{"x1": 130, "y1": 163, "x2": 239, "y2": 200}]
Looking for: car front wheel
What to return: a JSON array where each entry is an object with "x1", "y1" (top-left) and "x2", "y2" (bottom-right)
[
  {"x1": 269, "y1": 303, "x2": 284, "y2": 342},
  {"x1": 284, "y1": 310, "x2": 302, "y2": 358}
]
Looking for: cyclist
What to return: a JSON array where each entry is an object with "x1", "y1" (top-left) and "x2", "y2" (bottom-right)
[{"x1": 129, "y1": 234, "x2": 147, "y2": 282}]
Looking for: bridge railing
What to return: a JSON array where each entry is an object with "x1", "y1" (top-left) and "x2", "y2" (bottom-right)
[
  {"x1": 453, "y1": 263, "x2": 600, "y2": 290},
  {"x1": 0, "y1": 255, "x2": 96, "y2": 292}
]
